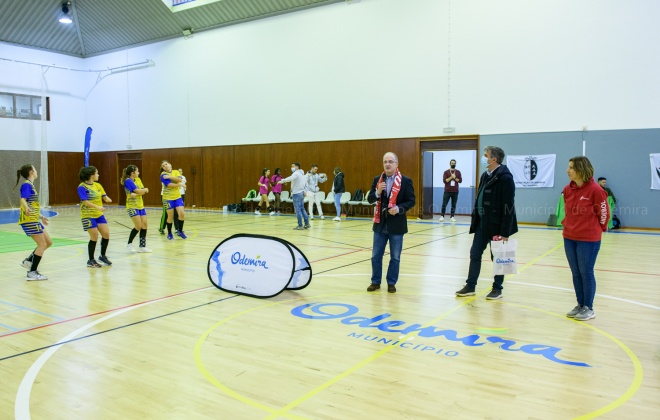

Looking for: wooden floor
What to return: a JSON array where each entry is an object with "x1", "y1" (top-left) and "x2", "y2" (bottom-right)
[{"x1": 1, "y1": 206, "x2": 659, "y2": 419}]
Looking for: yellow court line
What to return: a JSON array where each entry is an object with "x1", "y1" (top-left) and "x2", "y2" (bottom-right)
[
  {"x1": 195, "y1": 242, "x2": 563, "y2": 418},
  {"x1": 503, "y1": 302, "x2": 643, "y2": 420},
  {"x1": 265, "y1": 242, "x2": 565, "y2": 418}
]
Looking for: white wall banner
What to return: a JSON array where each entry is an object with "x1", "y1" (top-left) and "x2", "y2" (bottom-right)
[
  {"x1": 208, "y1": 234, "x2": 312, "y2": 298},
  {"x1": 651, "y1": 153, "x2": 660, "y2": 190},
  {"x1": 507, "y1": 154, "x2": 556, "y2": 188}
]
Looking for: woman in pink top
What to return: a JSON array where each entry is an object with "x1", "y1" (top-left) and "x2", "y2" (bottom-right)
[
  {"x1": 255, "y1": 168, "x2": 271, "y2": 215},
  {"x1": 562, "y1": 156, "x2": 609, "y2": 322},
  {"x1": 270, "y1": 168, "x2": 283, "y2": 216}
]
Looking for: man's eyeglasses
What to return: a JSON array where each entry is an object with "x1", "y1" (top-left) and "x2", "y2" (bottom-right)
[{"x1": 383, "y1": 160, "x2": 397, "y2": 164}]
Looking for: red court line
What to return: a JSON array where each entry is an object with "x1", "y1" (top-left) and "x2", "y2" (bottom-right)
[{"x1": 0, "y1": 285, "x2": 214, "y2": 339}]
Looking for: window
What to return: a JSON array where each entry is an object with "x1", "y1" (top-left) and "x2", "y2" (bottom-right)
[{"x1": 0, "y1": 92, "x2": 50, "y2": 121}]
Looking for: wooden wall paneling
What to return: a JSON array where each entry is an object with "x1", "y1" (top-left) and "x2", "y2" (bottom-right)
[
  {"x1": 201, "y1": 146, "x2": 235, "y2": 208},
  {"x1": 47, "y1": 152, "x2": 84, "y2": 206},
  {"x1": 169, "y1": 147, "x2": 202, "y2": 207},
  {"x1": 88, "y1": 151, "x2": 118, "y2": 208},
  {"x1": 357, "y1": 138, "x2": 420, "y2": 218},
  {"x1": 140, "y1": 149, "x2": 172, "y2": 207}
]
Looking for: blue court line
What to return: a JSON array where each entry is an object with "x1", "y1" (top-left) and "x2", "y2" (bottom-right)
[
  {"x1": 0, "y1": 323, "x2": 19, "y2": 332},
  {"x1": 0, "y1": 300, "x2": 64, "y2": 321},
  {"x1": 0, "y1": 209, "x2": 58, "y2": 225},
  {"x1": 0, "y1": 294, "x2": 238, "y2": 362}
]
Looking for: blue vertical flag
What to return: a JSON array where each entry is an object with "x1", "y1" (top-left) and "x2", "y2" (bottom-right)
[{"x1": 84, "y1": 127, "x2": 92, "y2": 166}]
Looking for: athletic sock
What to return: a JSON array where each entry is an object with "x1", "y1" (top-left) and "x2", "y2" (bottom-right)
[
  {"x1": 167, "y1": 223, "x2": 173, "y2": 235},
  {"x1": 178, "y1": 221, "x2": 184, "y2": 232},
  {"x1": 88, "y1": 240, "x2": 97, "y2": 260},
  {"x1": 128, "y1": 228, "x2": 139, "y2": 244},
  {"x1": 101, "y1": 237, "x2": 109, "y2": 256},
  {"x1": 139, "y1": 229, "x2": 147, "y2": 247},
  {"x1": 30, "y1": 255, "x2": 42, "y2": 271}
]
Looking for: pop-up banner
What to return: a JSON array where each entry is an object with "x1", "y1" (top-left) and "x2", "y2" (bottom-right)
[{"x1": 207, "y1": 234, "x2": 312, "y2": 298}]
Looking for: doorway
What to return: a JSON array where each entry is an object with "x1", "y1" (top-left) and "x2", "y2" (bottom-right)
[
  {"x1": 117, "y1": 152, "x2": 143, "y2": 206},
  {"x1": 419, "y1": 137, "x2": 479, "y2": 219}
]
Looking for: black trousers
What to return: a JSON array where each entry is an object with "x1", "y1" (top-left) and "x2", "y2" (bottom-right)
[{"x1": 441, "y1": 192, "x2": 458, "y2": 217}]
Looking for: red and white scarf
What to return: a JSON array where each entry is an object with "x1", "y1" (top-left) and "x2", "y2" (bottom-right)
[{"x1": 373, "y1": 169, "x2": 402, "y2": 223}]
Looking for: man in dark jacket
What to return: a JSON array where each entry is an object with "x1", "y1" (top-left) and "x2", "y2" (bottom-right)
[
  {"x1": 456, "y1": 146, "x2": 518, "y2": 300},
  {"x1": 366, "y1": 152, "x2": 416, "y2": 293}
]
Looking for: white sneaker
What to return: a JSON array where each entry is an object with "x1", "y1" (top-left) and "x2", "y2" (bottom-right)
[
  {"x1": 320, "y1": 215, "x2": 325, "y2": 220},
  {"x1": 137, "y1": 247, "x2": 152, "y2": 253},
  {"x1": 309, "y1": 215, "x2": 314, "y2": 219},
  {"x1": 450, "y1": 217, "x2": 457, "y2": 222},
  {"x1": 269, "y1": 211, "x2": 275, "y2": 216},
  {"x1": 26, "y1": 270, "x2": 48, "y2": 281},
  {"x1": 126, "y1": 244, "x2": 137, "y2": 253},
  {"x1": 255, "y1": 210, "x2": 261, "y2": 215},
  {"x1": 21, "y1": 258, "x2": 32, "y2": 269},
  {"x1": 333, "y1": 216, "x2": 341, "y2": 221},
  {"x1": 276, "y1": 212, "x2": 282, "y2": 215},
  {"x1": 439, "y1": 216, "x2": 444, "y2": 222}
]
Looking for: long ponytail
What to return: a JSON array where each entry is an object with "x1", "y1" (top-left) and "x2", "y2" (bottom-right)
[
  {"x1": 14, "y1": 164, "x2": 34, "y2": 190},
  {"x1": 121, "y1": 165, "x2": 138, "y2": 185}
]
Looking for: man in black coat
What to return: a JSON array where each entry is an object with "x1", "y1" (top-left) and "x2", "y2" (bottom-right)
[
  {"x1": 366, "y1": 152, "x2": 416, "y2": 293},
  {"x1": 456, "y1": 146, "x2": 518, "y2": 300}
]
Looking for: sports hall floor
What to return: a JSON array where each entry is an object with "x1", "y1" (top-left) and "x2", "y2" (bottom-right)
[{"x1": 0, "y1": 206, "x2": 658, "y2": 419}]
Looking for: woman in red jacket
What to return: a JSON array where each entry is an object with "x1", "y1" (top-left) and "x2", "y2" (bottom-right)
[{"x1": 562, "y1": 156, "x2": 610, "y2": 321}]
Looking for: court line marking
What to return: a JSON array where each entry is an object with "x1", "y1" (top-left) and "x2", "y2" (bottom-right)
[
  {"x1": 196, "y1": 243, "x2": 561, "y2": 418},
  {"x1": 14, "y1": 286, "x2": 215, "y2": 420}
]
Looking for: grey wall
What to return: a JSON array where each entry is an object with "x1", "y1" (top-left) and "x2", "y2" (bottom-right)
[
  {"x1": 1, "y1": 151, "x2": 42, "y2": 209},
  {"x1": 483, "y1": 129, "x2": 660, "y2": 229}
]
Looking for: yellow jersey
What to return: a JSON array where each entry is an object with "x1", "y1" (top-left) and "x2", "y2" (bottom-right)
[
  {"x1": 124, "y1": 177, "x2": 145, "y2": 210},
  {"x1": 161, "y1": 169, "x2": 182, "y2": 201},
  {"x1": 18, "y1": 180, "x2": 40, "y2": 224},
  {"x1": 78, "y1": 182, "x2": 106, "y2": 219}
]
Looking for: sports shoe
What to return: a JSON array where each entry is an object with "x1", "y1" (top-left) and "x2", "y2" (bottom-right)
[
  {"x1": 158, "y1": 229, "x2": 165, "y2": 235},
  {"x1": 574, "y1": 306, "x2": 595, "y2": 321},
  {"x1": 137, "y1": 247, "x2": 152, "y2": 253},
  {"x1": 367, "y1": 284, "x2": 380, "y2": 292},
  {"x1": 455, "y1": 285, "x2": 475, "y2": 296},
  {"x1": 126, "y1": 244, "x2": 137, "y2": 253},
  {"x1": 98, "y1": 255, "x2": 112, "y2": 266},
  {"x1": 26, "y1": 270, "x2": 48, "y2": 281},
  {"x1": 304, "y1": 224, "x2": 311, "y2": 229},
  {"x1": 387, "y1": 284, "x2": 396, "y2": 293},
  {"x1": 255, "y1": 210, "x2": 260, "y2": 215},
  {"x1": 177, "y1": 231, "x2": 188, "y2": 239},
  {"x1": 320, "y1": 215, "x2": 325, "y2": 220},
  {"x1": 486, "y1": 289, "x2": 502, "y2": 300},
  {"x1": 21, "y1": 258, "x2": 32, "y2": 269},
  {"x1": 276, "y1": 212, "x2": 282, "y2": 215},
  {"x1": 309, "y1": 215, "x2": 314, "y2": 220},
  {"x1": 450, "y1": 217, "x2": 457, "y2": 222},
  {"x1": 87, "y1": 259, "x2": 102, "y2": 268},
  {"x1": 269, "y1": 211, "x2": 275, "y2": 216},
  {"x1": 333, "y1": 216, "x2": 341, "y2": 221},
  {"x1": 293, "y1": 226, "x2": 304, "y2": 230},
  {"x1": 566, "y1": 305, "x2": 582, "y2": 318},
  {"x1": 167, "y1": 233, "x2": 174, "y2": 240},
  {"x1": 439, "y1": 216, "x2": 444, "y2": 222}
]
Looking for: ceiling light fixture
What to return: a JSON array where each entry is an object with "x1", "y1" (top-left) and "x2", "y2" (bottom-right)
[{"x1": 59, "y1": 2, "x2": 73, "y2": 24}]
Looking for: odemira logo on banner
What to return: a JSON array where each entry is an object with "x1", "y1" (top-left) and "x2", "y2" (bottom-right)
[
  {"x1": 507, "y1": 154, "x2": 556, "y2": 188},
  {"x1": 208, "y1": 234, "x2": 312, "y2": 298}
]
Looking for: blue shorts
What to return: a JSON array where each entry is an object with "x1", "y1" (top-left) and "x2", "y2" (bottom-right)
[
  {"x1": 127, "y1": 208, "x2": 147, "y2": 218},
  {"x1": 82, "y1": 215, "x2": 108, "y2": 231},
  {"x1": 164, "y1": 198, "x2": 184, "y2": 210},
  {"x1": 21, "y1": 222, "x2": 45, "y2": 236}
]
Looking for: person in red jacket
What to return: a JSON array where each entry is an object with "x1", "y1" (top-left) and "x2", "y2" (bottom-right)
[{"x1": 562, "y1": 156, "x2": 610, "y2": 321}]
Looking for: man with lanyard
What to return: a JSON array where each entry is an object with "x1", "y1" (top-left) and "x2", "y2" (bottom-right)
[
  {"x1": 366, "y1": 152, "x2": 416, "y2": 293},
  {"x1": 456, "y1": 146, "x2": 518, "y2": 300},
  {"x1": 439, "y1": 159, "x2": 462, "y2": 222}
]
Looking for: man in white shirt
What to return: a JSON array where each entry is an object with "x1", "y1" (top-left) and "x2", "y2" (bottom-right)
[{"x1": 278, "y1": 162, "x2": 310, "y2": 230}]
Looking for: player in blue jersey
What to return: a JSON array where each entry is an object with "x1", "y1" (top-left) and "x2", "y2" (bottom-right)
[
  {"x1": 78, "y1": 166, "x2": 113, "y2": 267},
  {"x1": 15, "y1": 164, "x2": 52, "y2": 281},
  {"x1": 121, "y1": 165, "x2": 151, "y2": 253}
]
